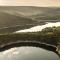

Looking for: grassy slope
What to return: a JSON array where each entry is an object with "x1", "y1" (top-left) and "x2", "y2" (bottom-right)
[
  {"x1": 0, "y1": 12, "x2": 37, "y2": 27},
  {"x1": 0, "y1": 6, "x2": 60, "y2": 33},
  {"x1": 0, "y1": 6, "x2": 60, "y2": 21},
  {"x1": 0, "y1": 12, "x2": 38, "y2": 34}
]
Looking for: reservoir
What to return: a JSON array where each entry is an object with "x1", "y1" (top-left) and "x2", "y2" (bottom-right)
[
  {"x1": 0, "y1": 22, "x2": 60, "y2": 60},
  {"x1": 15, "y1": 22, "x2": 60, "y2": 33},
  {"x1": 0, "y1": 46, "x2": 59, "y2": 60}
]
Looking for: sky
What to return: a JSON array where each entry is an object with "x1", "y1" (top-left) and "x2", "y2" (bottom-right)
[{"x1": 0, "y1": 0, "x2": 60, "y2": 7}]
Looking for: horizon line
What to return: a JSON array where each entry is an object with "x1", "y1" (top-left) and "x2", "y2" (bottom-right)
[{"x1": 0, "y1": 5, "x2": 60, "y2": 8}]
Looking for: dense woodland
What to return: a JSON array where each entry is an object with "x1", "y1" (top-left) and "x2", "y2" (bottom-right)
[{"x1": 0, "y1": 26, "x2": 60, "y2": 46}]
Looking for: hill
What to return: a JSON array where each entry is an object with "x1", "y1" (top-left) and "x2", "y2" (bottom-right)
[{"x1": 0, "y1": 6, "x2": 60, "y2": 33}]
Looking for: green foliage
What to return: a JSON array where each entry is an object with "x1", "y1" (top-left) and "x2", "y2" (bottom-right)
[
  {"x1": 0, "y1": 26, "x2": 60, "y2": 46},
  {"x1": 32, "y1": 14, "x2": 60, "y2": 20}
]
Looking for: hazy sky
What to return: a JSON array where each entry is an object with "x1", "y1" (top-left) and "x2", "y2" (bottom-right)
[{"x1": 0, "y1": 0, "x2": 60, "y2": 7}]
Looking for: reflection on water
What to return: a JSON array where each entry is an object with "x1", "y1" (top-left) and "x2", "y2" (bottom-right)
[
  {"x1": 15, "y1": 22, "x2": 60, "y2": 33},
  {"x1": 0, "y1": 46, "x2": 59, "y2": 60}
]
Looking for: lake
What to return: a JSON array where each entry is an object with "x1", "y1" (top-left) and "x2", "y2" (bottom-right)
[
  {"x1": 0, "y1": 46, "x2": 59, "y2": 60},
  {"x1": 0, "y1": 21, "x2": 59, "y2": 60},
  {"x1": 15, "y1": 22, "x2": 60, "y2": 33},
  {"x1": 11, "y1": 22, "x2": 60, "y2": 60}
]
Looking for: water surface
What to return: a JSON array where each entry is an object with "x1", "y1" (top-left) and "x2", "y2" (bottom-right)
[
  {"x1": 15, "y1": 22, "x2": 60, "y2": 33},
  {"x1": 0, "y1": 46, "x2": 59, "y2": 60}
]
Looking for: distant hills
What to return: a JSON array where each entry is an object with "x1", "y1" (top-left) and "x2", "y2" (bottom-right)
[
  {"x1": 0, "y1": 6, "x2": 60, "y2": 26},
  {"x1": 0, "y1": 6, "x2": 60, "y2": 33},
  {"x1": 0, "y1": 11, "x2": 37, "y2": 28}
]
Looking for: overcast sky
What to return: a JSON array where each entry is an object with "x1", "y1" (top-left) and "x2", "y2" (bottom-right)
[{"x1": 0, "y1": 0, "x2": 60, "y2": 7}]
